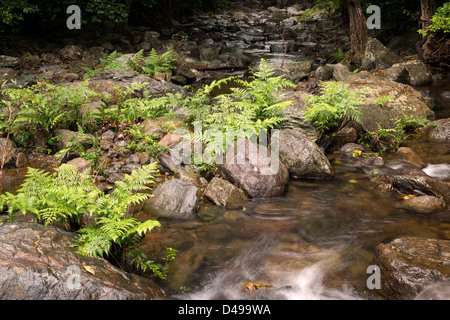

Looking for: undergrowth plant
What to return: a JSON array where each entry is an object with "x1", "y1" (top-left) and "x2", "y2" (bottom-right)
[
  {"x1": 0, "y1": 80, "x2": 98, "y2": 143},
  {"x1": 183, "y1": 59, "x2": 295, "y2": 162},
  {"x1": 304, "y1": 81, "x2": 367, "y2": 140},
  {"x1": 360, "y1": 114, "x2": 437, "y2": 152},
  {"x1": 84, "y1": 49, "x2": 178, "y2": 79},
  {"x1": 0, "y1": 162, "x2": 167, "y2": 275}
]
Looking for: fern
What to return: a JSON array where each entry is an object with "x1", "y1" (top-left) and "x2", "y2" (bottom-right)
[
  {"x1": 304, "y1": 81, "x2": 367, "y2": 139},
  {"x1": 0, "y1": 162, "x2": 163, "y2": 267},
  {"x1": 182, "y1": 59, "x2": 295, "y2": 159}
]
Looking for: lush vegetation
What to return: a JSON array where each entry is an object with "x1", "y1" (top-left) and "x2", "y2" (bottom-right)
[
  {"x1": 303, "y1": 81, "x2": 366, "y2": 139},
  {"x1": 181, "y1": 59, "x2": 295, "y2": 165},
  {"x1": 84, "y1": 49, "x2": 178, "y2": 79},
  {"x1": 419, "y1": 2, "x2": 450, "y2": 37},
  {"x1": 0, "y1": 161, "x2": 176, "y2": 278}
]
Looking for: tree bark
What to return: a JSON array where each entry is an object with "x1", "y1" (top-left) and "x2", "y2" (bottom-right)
[
  {"x1": 419, "y1": 0, "x2": 435, "y2": 57},
  {"x1": 340, "y1": 0, "x2": 371, "y2": 65}
]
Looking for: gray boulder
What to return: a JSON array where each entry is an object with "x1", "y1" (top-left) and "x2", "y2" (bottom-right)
[
  {"x1": 219, "y1": 137, "x2": 289, "y2": 199},
  {"x1": 426, "y1": 118, "x2": 450, "y2": 143},
  {"x1": 361, "y1": 38, "x2": 403, "y2": 71},
  {"x1": 0, "y1": 222, "x2": 166, "y2": 300},
  {"x1": 385, "y1": 60, "x2": 432, "y2": 87},
  {"x1": 277, "y1": 129, "x2": 334, "y2": 179},
  {"x1": 144, "y1": 179, "x2": 199, "y2": 219}
]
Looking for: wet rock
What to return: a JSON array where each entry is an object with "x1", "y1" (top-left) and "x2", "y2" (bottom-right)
[
  {"x1": 166, "y1": 247, "x2": 205, "y2": 291},
  {"x1": 394, "y1": 147, "x2": 427, "y2": 169},
  {"x1": 203, "y1": 177, "x2": 248, "y2": 208},
  {"x1": 219, "y1": 137, "x2": 289, "y2": 199},
  {"x1": 277, "y1": 129, "x2": 334, "y2": 179},
  {"x1": 144, "y1": 179, "x2": 199, "y2": 218},
  {"x1": 361, "y1": 38, "x2": 403, "y2": 71},
  {"x1": 0, "y1": 222, "x2": 166, "y2": 299},
  {"x1": 377, "y1": 174, "x2": 450, "y2": 205},
  {"x1": 400, "y1": 195, "x2": 447, "y2": 214},
  {"x1": 372, "y1": 237, "x2": 450, "y2": 300},
  {"x1": 224, "y1": 210, "x2": 295, "y2": 239}
]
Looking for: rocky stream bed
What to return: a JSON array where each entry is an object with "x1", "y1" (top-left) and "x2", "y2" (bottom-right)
[{"x1": 0, "y1": 0, "x2": 450, "y2": 300}]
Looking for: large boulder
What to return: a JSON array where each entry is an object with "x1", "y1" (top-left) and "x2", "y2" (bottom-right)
[
  {"x1": 372, "y1": 237, "x2": 450, "y2": 300},
  {"x1": 347, "y1": 78, "x2": 435, "y2": 132},
  {"x1": 219, "y1": 137, "x2": 289, "y2": 199},
  {"x1": 279, "y1": 91, "x2": 319, "y2": 140},
  {"x1": 0, "y1": 222, "x2": 166, "y2": 300},
  {"x1": 144, "y1": 179, "x2": 199, "y2": 219},
  {"x1": 277, "y1": 129, "x2": 334, "y2": 179},
  {"x1": 361, "y1": 38, "x2": 403, "y2": 71},
  {"x1": 385, "y1": 60, "x2": 432, "y2": 87}
]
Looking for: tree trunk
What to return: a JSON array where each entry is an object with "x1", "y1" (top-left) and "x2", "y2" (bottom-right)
[
  {"x1": 114, "y1": 0, "x2": 133, "y2": 35},
  {"x1": 419, "y1": 0, "x2": 435, "y2": 57},
  {"x1": 341, "y1": 0, "x2": 371, "y2": 65}
]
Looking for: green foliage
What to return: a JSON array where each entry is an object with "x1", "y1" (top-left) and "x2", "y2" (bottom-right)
[
  {"x1": 330, "y1": 48, "x2": 346, "y2": 62},
  {"x1": 84, "y1": 49, "x2": 178, "y2": 79},
  {"x1": 83, "y1": 51, "x2": 127, "y2": 78},
  {"x1": 125, "y1": 125, "x2": 168, "y2": 157},
  {"x1": 0, "y1": 162, "x2": 162, "y2": 263},
  {"x1": 176, "y1": 59, "x2": 295, "y2": 166},
  {"x1": 0, "y1": 81, "x2": 97, "y2": 143},
  {"x1": 360, "y1": 115, "x2": 436, "y2": 152},
  {"x1": 298, "y1": 0, "x2": 338, "y2": 22},
  {"x1": 128, "y1": 247, "x2": 178, "y2": 280},
  {"x1": 419, "y1": 2, "x2": 450, "y2": 37},
  {"x1": 304, "y1": 82, "x2": 367, "y2": 138},
  {"x1": 130, "y1": 49, "x2": 178, "y2": 77}
]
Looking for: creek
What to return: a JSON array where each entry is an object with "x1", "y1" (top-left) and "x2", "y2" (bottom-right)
[{"x1": 150, "y1": 6, "x2": 450, "y2": 299}]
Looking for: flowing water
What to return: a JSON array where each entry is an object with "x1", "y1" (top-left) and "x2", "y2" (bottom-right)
[{"x1": 154, "y1": 134, "x2": 450, "y2": 300}]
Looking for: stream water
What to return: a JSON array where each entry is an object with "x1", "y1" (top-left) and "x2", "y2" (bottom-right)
[
  {"x1": 156, "y1": 131, "x2": 450, "y2": 300},
  {"x1": 153, "y1": 29, "x2": 450, "y2": 298}
]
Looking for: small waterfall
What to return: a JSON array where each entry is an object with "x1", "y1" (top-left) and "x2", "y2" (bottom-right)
[
  {"x1": 422, "y1": 164, "x2": 450, "y2": 180},
  {"x1": 180, "y1": 236, "x2": 362, "y2": 300}
]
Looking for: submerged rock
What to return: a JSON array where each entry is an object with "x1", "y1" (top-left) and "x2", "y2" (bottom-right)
[
  {"x1": 372, "y1": 237, "x2": 450, "y2": 300},
  {"x1": 400, "y1": 195, "x2": 447, "y2": 214},
  {"x1": 0, "y1": 222, "x2": 166, "y2": 300}
]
